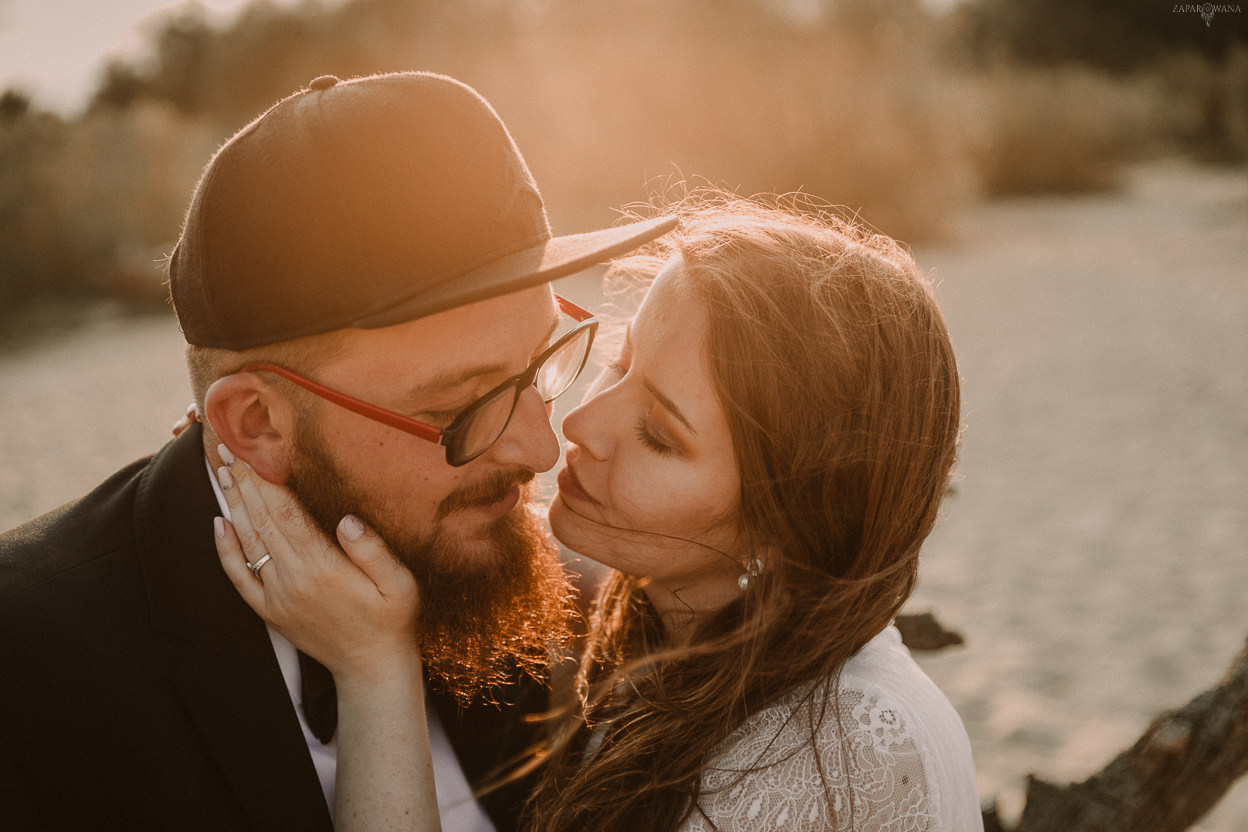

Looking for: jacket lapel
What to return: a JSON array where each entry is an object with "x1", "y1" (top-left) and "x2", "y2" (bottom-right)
[{"x1": 134, "y1": 425, "x2": 333, "y2": 831}]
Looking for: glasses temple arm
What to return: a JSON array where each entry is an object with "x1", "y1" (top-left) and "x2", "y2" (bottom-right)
[
  {"x1": 555, "y1": 294, "x2": 595, "y2": 323},
  {"x1": 238, "y1": 362, "x2": 443, "y2": 442}
]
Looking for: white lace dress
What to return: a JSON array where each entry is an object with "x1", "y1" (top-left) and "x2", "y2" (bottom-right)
[{"x1": 679, "y1": 625, "x2": 983, "y2": 831}]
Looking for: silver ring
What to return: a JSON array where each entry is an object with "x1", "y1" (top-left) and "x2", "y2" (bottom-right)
[{"x1": 247, "y1": 553, "x2": 272, "y2": 578}]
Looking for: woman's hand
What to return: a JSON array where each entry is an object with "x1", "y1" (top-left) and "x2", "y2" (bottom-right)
[
  {"x1": 213, "y1": 447, "x2": 442, "y2": 831},
  {"x1": 212, "y1": 444, "x2": 421, "y2": 683},
  {"x1": 171, "y1": 402, "x2": 198, "y2": 437}
]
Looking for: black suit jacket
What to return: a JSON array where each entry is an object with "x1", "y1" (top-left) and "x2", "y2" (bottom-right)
[{"x1": 0, "y1": 424, "x2": 543, "y2": 831}]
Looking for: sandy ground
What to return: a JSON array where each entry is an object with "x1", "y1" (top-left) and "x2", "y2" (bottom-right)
[
  {"x1": 1, "y1": 160, "x2": 1245, "y2": 828},
  {"x1": 907, "y1": 161, "x2": 1248, "y2": 827}
]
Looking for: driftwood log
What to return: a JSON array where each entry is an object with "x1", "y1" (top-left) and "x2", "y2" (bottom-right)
[
  {"x1": 895, "y1": 612, "x2": 966, "y2": 652},
  {"x1": 899, "y1": 614, "x2": 1248, "y2": 832}
]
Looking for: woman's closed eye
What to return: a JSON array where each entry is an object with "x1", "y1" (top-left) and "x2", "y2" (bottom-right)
[{"x1": 635, "y1": 411, "x2": 677, "y2": 457}]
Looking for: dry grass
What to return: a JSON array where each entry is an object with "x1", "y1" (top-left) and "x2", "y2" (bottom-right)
[{"x1": 475, "y1": 3, "x2": 979, "y2": 244}]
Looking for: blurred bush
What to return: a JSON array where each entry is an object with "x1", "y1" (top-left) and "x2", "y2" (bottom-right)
[
  {"x1": 0, "y1": 100, "x2": 217, "y2": 312},
  {"x1": 0, "y1": 0, "x2": 1242, "y2": 319},
  {"x1": 955, "y1": 0, "x2": 1244, "y2": 74},
  {"x1": 954, "y1": 0, "x2": 1248, "y2": 173},
  {"x1": 965, "y1": 65, "x2": 1159, "y2": 195},
  {"x1": 1152, "y1": 46, "x2": 1248, "y2": 164}
]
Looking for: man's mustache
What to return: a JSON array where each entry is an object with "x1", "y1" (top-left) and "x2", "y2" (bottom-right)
[{"x1": 436, "y1": 470, "x2": 535, "y2": 519}]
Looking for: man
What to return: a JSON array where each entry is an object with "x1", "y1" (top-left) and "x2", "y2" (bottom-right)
[{"x1": 0, "y1": 72, "x2": 673, "y2": 831}]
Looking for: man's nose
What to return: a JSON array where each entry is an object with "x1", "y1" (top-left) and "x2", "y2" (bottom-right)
[{"x1": 484, "y1": 385, "x2": 561, "y2": 472}]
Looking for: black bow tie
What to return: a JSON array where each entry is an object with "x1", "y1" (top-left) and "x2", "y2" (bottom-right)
[{"x1": 298, "y1": 650, "x2": 338, "y2": 745}]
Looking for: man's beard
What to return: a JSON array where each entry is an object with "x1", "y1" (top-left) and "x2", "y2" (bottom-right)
[{"x1": 286, "y1": 419, "x2": 574, "y2": 704}]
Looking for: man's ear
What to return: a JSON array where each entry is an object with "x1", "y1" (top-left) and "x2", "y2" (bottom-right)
[{"x1": 204, "y1": 372, "x2": 295, "y2": 484}]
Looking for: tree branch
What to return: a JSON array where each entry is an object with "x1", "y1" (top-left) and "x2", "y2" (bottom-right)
[{"x1": 987, "y1": 634, "x2": 1248, "y2": 832}]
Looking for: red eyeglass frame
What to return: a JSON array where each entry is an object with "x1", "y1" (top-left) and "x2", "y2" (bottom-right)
[{"x1": 238, "y1": 295, "x2": 596, "y2": 461}]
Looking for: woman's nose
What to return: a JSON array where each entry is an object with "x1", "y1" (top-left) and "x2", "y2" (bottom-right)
[{"x1": 561, "y1": 393, "x2": 610, "y2": 461}]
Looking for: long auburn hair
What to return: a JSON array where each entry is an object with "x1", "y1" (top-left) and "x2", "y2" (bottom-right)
[{"x1": 525, "y1": 193, "x2": 962, "y2": 831}]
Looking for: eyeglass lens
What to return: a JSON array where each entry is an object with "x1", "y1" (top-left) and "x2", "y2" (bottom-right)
[
  {"x1": 536, "y1": 325, "x2": 594, "y2": 401},
  {"x1": 449, "y1": 325, "x2": 594, "y2": 464}
]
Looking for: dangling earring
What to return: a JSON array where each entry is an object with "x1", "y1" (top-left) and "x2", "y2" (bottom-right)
[{"x1": 737, "y1": 558, "x2": 764, "y2": 592}]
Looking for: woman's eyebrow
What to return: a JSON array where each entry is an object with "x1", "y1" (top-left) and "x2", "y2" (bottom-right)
[
  {"x1": 644, "y1": 379, "x2": 696, "y2": 434},
  {"x1": 626, "y1": 322, "x2": 695, "y2": 433}
]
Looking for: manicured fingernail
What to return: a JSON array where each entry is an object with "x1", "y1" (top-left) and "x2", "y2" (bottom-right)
[
  {"x1": 339, "y1": 514, "x2": 365, "y2": 542},
  {"x1": 214, "y1": 516, "x2": 226, "y2": 539},
  {"x1": 217, "y1": 465, "x2": 234, "y2": 490},
  {"x1": 218, "y1": 444, "x2": 236, "y2": 466}
]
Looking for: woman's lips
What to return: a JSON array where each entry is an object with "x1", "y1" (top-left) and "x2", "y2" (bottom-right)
[{"x1": 557, "y1": 464, "x2": 598, "y2": 506}]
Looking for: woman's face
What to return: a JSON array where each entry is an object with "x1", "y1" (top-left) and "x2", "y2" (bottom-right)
[{"x1": 549, "y1": 257, "x2": 745, "y2": 616}]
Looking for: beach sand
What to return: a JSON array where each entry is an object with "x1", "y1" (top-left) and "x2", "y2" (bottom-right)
[{"x1": 908, "y1": 161, "x2": 1248, "y2": 827}]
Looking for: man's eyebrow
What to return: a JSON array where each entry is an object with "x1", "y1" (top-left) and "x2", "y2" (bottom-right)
[
  {"x1": 645, "y1": 379, "x2": 696, "y2": 434},
  {"x1": 408, "y1": 362, "x2": 508, "y2": 400},
  {"x1": 405, "y1": 313, "x2": 561, "y2": 400}
]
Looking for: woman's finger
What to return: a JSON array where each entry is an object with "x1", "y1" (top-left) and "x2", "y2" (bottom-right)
[
  {"x1": 337, "y1": 515, "x2": 418, "y2": 603},
  {"x1": 238, "y1": 459, "x2": 341, "y2": 570},
  {"x1": 213, "y1": 515, "x2": 268, "y2": 614},
  {"x1": 171, "y1": 402, "x2": 198, "y2": 437},
  {"x1": 214, "y1": 448, "x2": 273, "y2": 573},
  {"x1": 224, "y1": 455, "x2": 292, "y2": 568}
]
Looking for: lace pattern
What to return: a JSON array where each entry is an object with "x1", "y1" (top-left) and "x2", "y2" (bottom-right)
[{"x1": 679, "y1": 681, "x2": 939, "y2": 831}]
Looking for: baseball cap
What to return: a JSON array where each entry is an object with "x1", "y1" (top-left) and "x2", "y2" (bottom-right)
[{"x1": 169, "y1": 72, "x2": 674, "y2": 349}]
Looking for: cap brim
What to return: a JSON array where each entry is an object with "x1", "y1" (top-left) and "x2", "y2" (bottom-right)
[{"x1": 352, "y1": 215, "x2": 677, "y2": 328}]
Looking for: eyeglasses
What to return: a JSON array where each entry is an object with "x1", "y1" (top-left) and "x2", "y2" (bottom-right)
[{"x1": 241, "y1": 295, "x2": 597, "y2": 466}]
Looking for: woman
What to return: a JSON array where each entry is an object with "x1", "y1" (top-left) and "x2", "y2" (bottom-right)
[{"x1": 213, "y1": 194, "x2": 982, "y2": 830}]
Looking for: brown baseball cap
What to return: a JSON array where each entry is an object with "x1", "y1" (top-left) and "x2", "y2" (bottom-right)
[{"x1": 169, "y1": 72, "x2": 674, "y2": 349}]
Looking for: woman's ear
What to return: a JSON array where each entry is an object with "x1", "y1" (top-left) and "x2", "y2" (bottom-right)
[{"x1": 204, "y1": 372, "x2": 295, "y2": 484}]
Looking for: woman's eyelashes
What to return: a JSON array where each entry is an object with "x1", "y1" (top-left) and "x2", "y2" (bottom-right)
[
  {"x1": 635, "y1": 411, "x2": 676, "y2": 456},
  {"x1": 609, "y1": 358, "x2": 678, "y2": 456}
]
